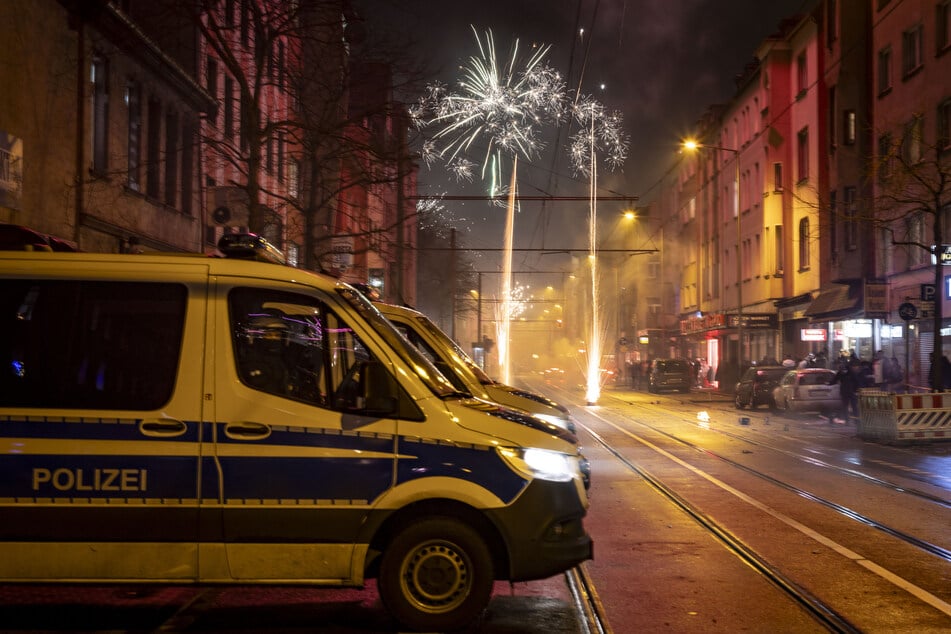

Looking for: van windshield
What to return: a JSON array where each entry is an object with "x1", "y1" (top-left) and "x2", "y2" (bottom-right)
[{"x1": 337, "y1": 286, "x2": 458, "y2": 398}]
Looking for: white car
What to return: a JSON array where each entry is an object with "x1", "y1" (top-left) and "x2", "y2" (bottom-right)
[{"x1": 772, "y1": 368, "x2": 841, "y2": 414}]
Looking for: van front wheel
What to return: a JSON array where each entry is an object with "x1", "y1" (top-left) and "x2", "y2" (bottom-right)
[{"x1": 378, "y1": 517, "x2": 494, "y2": 632}]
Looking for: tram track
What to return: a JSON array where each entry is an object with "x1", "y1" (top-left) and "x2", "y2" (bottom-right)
[{"x1": 527, "y1": 380, "x2": 951, "y2": 629}]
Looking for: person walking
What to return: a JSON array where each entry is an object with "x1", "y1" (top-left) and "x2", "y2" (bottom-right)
[{"x1": 833, "y1": 359, "x2": 862, "y2": 422}]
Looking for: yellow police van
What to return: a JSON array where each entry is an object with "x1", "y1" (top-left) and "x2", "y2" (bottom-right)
[
  {"x1": 371, "y1": 302, "x2": 590, "y2": 487},
  {"x1": 0, "y1": 235, "x2": 592, "y2": 632}
]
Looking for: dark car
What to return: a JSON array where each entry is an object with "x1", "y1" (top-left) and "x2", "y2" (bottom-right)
[
  {"x1": 647, "y1": 358, "x2": 692, "y2": 393},
  {"x1": 734, "y1": 365, "x2": 788, "y2": 409}
]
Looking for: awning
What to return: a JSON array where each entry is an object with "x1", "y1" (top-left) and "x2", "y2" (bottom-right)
[{"x1": 804, "y1": 283, "x2": 863, "y2": 321}]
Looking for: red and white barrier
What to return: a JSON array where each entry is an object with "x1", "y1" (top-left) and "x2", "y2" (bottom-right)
[{"x1": 858, "y1": 390, "x2": 951, "y2": 442}]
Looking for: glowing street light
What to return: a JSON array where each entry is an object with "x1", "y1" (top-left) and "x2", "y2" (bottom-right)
[{"x1": 682, "y1": 139, "x2": 744, "y2": 369}]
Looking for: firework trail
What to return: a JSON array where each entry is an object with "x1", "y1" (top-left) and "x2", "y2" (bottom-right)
[{"x1": 567, "y1": 97, "x2": 629, "y2": 405}]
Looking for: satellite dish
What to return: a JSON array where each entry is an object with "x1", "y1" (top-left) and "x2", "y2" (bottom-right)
[{"x1": 212, "y1": 206, "x2": 231, "y2": 224}]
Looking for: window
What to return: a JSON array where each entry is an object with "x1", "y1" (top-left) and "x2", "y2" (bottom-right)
[
  {"x1": 773, "y1": 162, "x2": 783, "y2": 192},
  {"x1": 126, "y1": 80, "x2": 141, "y2": 191},
  {"x1": 826, "y1": 0, "x2": 838, "y2": 48},
  {"x1": 647, "y1": 297, "x2": 661, "y2": 315},
  {"x1": 902, "y1": 115, "x2": 923, "y2": 164},
  {"x1": 164, "y1": 111, "x2": 179, "y2": 207},
  {"x1": 844, "y1": 186, "x2": 857, "y2": 251},
  {"x1": 843, "y1": 110, "x2": 856, "y2": 145},
  {"x1": 796, "y1": 52, "x2": 808, "y2": 97},
  {"x1": 227, "y1": 287, "x2": 419, "y2": 418},
  {"x1": 224, "y1": 76, "x2": 235, "y2": 140},
  {"x1": 0, "y1": 280, "x2": 187, "y2": 409},
  {"x1": 829, "y1": 190, "x2": 838, "y2": 262},
  {"x1": 647, "y1": 255, "x2": 660, "y2": 279},
  {"x1": 774, "y1": 224, "x2": 784, "y2": 275},
  {"x1": 939, "y1": 1, "x2": 951, "y2": 53},
  {"x1": 181, "y1": 117, "x2": 195, "y2": 216},
  {"x1": 91, "y1": 55, "x2": 109, "y2": 173},
  {"x1": 878, "y1": 133, "x2": 894, "y2": 182},
  {"x1": 206, "y1": 57, "x2": 218, "y2": 126},
  {"x1": 147, "y1": 98, "x2": 162, "y2": 199},
  {"x1": 828, "y1": 86, "x2": 837, "y2": 151},
  {"x1": 907, "y1": 214, "x2": 925, "y2": 267},
  {"x1": 797, "y1": 127, "x2": 809, "y2": 182},
  {"x1": 798, "y1": 218, "x2": 810, "y2": 270},
  {"x1": 939, "y1": 99, "x2": 951, "y2": 150},
  {"x1": 902, "y1": 25, "x2": 923, "y2": 76},
  {"x1": 878, "y1": 47, "x2": 892, "y2": 94}
]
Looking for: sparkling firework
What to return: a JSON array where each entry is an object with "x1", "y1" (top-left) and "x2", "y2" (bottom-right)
[
  {"x1": 568, "y1": 96, "x2": 629, "y2": 175},
  {"x1": 569, "y1": 97, "x2": 628, "y2": 406},
  {"x1": 411, "y1": 27, "x2": 566, "y2": 183}
]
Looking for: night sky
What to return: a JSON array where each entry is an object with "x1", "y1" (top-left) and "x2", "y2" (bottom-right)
[{"x1": 357, "y1": 0, "x2": 812, "y2": 275}]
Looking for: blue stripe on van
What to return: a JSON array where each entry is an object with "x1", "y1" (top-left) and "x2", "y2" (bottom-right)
[{"x1": 1, "y1": 417, "x2": 528, "y2": 507}]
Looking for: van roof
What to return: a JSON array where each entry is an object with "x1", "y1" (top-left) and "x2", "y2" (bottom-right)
[{"x1": 0, "y1": 249, "x2": 344, "y2": 293}]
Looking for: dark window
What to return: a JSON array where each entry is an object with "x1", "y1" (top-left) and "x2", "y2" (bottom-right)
[
  {"x1": 206, "y1": 57, "x2": 218, "y2": 126},
  {"x1": 878, "y1": 47, "x2": 892, "y2": 94},
  {"x1": 0, "y1": 280, "x2": 186, "y2": 410},
  {"x1": 91, "y1": 55, "x2": 109, "y2": 173},
  {"x1": 902, "y1": 24, "x2": 923, "y2": 76},
  {"x1": 773, "y1": 162, "x2": 783, "y2": 192},
  {"x1": 126, "y1": 80, "x2": 141, "y2": 190},
  {"x1": 146, "y1": 98, "x2": 162, "y2": 198},
  {"x1": 796, "y1": 52, "x2": 808, "y2": 96},
  {"x1": 164, "y1": 111, "x2": 179, "y2": 207},
  {"x1": 799, "y1": 218, "x2": 810, "y2": 270},
  {"x1": 938, "y1": 99, "x2": 951, "y2": 150},
  {"x1": 797, "y1": 127, "x2": 809, "y2": 182},
  {"x1": 939, "y1": 1, "x2": 951, "y2": 52},
  {"x1": 844, "y1": 186, "x2": 857, "y2": 251},
  {"x1": 224, "y1": 76, "x2": 235, "y2": 140},
  {"x1": 181, "y1": 116, "x2": 196, "y2": 216},
  {"x1": 826, "y1": 0, "x2": 838, "y2": 48}
]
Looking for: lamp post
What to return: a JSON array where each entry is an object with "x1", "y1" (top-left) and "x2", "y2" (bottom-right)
[{"x1": 683, "y1": 140, "x2": 744, "y2": 370}]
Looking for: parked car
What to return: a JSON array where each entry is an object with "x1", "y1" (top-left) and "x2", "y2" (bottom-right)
[
  {"x1": 648, "y1": 358, "x2": 692, "y2": 393},
  {"x1": 734, "y1": 365, "x2": 788, "y2": 409},
  {"x1": 772, "y1": 368, "x2": 840, "y2": 414}
]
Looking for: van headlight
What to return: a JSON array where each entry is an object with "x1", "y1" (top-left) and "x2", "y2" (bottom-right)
[{"x1": 499, "y1": 447, "x2": 575, "y2": 483}]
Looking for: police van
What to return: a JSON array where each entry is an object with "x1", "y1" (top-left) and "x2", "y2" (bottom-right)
[
  {"x1": 371, "y1": 302, "x2": 590, "y2": 486},
  {"x1": 0, "y1": 236, "x2": 592, "y2": 632}
]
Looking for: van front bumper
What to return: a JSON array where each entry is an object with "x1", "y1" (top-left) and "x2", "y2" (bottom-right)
[{"x1": 488, "y1": 479, "x2": 593, "y2": 582}]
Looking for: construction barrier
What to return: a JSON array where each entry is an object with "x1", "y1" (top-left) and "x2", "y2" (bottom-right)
[{"x1": 857, "y1": 389, "x2": 951, "y2": 443}]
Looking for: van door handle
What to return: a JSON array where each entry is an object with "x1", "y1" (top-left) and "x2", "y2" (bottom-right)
[
  {"x1": 139, "y1": 419, "x2": 188, "y2": 437},
  {"x1": 224, "y1": 421, "x2": 271, "y2": 440}
]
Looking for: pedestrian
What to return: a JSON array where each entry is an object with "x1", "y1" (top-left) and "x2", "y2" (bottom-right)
[
  {"x1": 833, "y1": 360, "x2": 862, "y2": 422},
  {"x1": 928, "y1": 353, "x2": 951, "y2": 391},
  {"x1": 883, "y1": 355, "x2": 903, "y2": 392}
]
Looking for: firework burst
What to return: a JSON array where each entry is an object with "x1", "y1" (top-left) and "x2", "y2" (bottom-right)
[
  {"x1": 412, "y1": 27, "x2": 566, "y2": 182},
  {"x1": 568, "y1": 96, "x2": 629, "y2": 175}
]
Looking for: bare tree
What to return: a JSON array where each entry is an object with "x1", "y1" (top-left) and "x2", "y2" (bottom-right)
[{"x1": 874, "y1": 127, "x2": 951, "y2": 388}]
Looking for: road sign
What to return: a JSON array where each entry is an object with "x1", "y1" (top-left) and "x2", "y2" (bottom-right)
[
  {"x1": 940, "y1": 245, "x2": 951, "y2": 264},
  {"x1": 922, "y1": 283, "x2": 937, "y2": 301},
  {"x1": 898, "y1": 302, "x2": 918, "y2": 321}
]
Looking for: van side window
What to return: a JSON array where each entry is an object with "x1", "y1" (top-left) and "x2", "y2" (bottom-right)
[
  {"x1": 0, "y1": 280, "x2": 186, "y2": 409},
  {"x1": 230, "y1": 287, "x2": 378, "y2": 411}
]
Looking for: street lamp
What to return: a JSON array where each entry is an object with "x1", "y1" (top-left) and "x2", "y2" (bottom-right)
[{"x1": 683, "y1": 139, "x2": 744, "y2": 369}]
